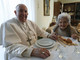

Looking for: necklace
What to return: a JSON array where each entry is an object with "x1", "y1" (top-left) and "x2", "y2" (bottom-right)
[{"x1": 17, "y1": 20, "x2": 32, "y2": 45}]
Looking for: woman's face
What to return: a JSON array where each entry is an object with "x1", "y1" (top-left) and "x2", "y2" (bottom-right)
[{"x1": 59, "y1": 17, "x2": 69, "y2": 30}]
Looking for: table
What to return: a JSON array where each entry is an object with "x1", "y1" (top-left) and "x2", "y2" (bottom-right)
[{"x1": 11, "y1": 38, "x2": 80, "y2": 60}]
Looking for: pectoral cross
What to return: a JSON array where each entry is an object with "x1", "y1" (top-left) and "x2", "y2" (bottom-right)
[{"x1": 27, "y1": 38, "x2": 32, "y2": 45}]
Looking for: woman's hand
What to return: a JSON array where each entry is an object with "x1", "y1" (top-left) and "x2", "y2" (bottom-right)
[
  {"x1": 31, "y1": 48, "x2": 50, "y2": 59},
  {"x1": 71, "y1": 34, "x2": 78, "y2": 39}
]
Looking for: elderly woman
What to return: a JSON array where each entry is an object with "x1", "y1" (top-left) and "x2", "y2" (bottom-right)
[
  {"x1": 77, "y1": 23, "x2": 80, "y2": 33},
  {"x1": 52, "y1": 13, "x2": 78, "y2": 40}
]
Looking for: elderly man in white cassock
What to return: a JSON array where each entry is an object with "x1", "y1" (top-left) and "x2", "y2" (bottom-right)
[{"x1": 0, "y1": 4, "x2": 57, "y2": 60}]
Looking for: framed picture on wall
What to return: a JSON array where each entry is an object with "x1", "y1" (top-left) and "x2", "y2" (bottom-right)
[{"x1": 44, "y1": 0, "x2": 50, "y2": 16}]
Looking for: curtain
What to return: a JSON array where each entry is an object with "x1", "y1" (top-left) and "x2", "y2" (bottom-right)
[
  {"x1": 0, "y1": 0, "x2": 35, "y2": 60},
  {"x1": 0, "y1": 0, "x2": 35, "y2": 26}
]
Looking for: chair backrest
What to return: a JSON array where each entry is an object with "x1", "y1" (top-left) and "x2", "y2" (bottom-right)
[
  {"x1": 0, "y1": 23, "x2": 5, "y2": 45},
  {"x1": 0, "y1": 23, "x2": 8, "y2": 60},
  {"x1": 0, "y1": 25, "x2": 2, "y2": 45}
]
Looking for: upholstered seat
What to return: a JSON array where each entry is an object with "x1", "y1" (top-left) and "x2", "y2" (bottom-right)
[{"x1": 0, "y1": 24, "x2": 8, "y2": 60}]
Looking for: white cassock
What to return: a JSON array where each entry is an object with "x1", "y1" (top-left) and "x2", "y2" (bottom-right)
[{"x1": 0, "y1": 17, "x2": 49, "y2": 60}]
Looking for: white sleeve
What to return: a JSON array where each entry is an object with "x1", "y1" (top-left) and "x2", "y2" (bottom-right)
[
  {"x1": 2, "y1": 22, "x2": 33, "y2": 58},
  {"x1": 3, "y1": 22, "x2": 22, "y2": 47},
  {"x1": 34, "y1": 23, "x2": 50, "y2": 38},
  {"x1": 6, "y1": 44, "x2": 33, "y2": 57}
]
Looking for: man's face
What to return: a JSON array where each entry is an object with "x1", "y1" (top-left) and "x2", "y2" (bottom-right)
[
  {"x1": 59, "y1": 17, "x2": 69, "y2": 30},
  {"x1": 15, "y1": 5, "x2": 28, "y2": 22}
]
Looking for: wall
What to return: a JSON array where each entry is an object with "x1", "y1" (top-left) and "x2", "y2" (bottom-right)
[
  {"x1": 35, "y1": 0, "x2": 54, "y2": 29},
  {"x1": 59, "y1": 0, "x2": 80, "y2": 3}
]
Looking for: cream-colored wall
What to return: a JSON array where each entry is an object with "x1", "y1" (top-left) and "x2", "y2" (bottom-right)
[
  {"x1": 59, "y1": 0, "x2": 80, "y2": 3},
  {"x1": 35, "y1": 0, "x2": 54, "y2": 29}
]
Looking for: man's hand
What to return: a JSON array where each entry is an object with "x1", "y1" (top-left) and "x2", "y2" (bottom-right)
[
  {"x1": 49, "y1": 32, "x2": 58, "y2": 40},
  {"x1": 31, "y1": 48, "x2": 50, "y2": 59}
]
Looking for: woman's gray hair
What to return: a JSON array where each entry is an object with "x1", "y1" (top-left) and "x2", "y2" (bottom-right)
[{"x1": 56, "y1": 13, "x2": 71, "y2": 25}]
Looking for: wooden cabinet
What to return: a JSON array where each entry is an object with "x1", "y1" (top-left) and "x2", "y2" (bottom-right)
[
  {"x1": 75, "y1": 3, "x2": 80, "y2": 20},
  {"x1": 63, "y1": 2, "x2": 80, "y2": 26},
  {"x1": 54, "y1": 2, "x2": 62, "y2": 16}
]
